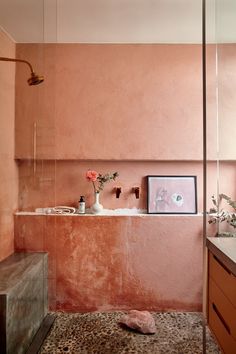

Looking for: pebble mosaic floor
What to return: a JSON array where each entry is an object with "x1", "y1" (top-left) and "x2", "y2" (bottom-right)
[{"x1": 40, "y1": 311, "x2": 221, "y2": 354}]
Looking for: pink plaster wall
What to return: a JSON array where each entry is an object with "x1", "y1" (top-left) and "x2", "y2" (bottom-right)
[
  {"x1": 18, "y1": 160, "x2": 206, "y2": 211},
  {"x1": 15, "y1": 44, "x2": 205, "y2": 160},
  {"x1": 16, "y1": 43, "x2": 236, "y2": 161},
  {"x1": 204, "y1": 44, "x2": 236, "y2": 160},
  {"x1": 217, "y1": 44, "x2": 236, "y2": 160},
  {"x1": 14, "y1": 214, "x2": 203, "y2": 312},
  {"x1": 18, "y1": 159, "x2": 235, "y2": 213},
  {"x1": 0, "y1": 30, "x2": 18, "y2": 261},
  {"x1": 13, "y1": 42, "x2": 236, "y2": 313},
  {"x1": 206, "y1": 44, "x2": 236, "y2": 160}
]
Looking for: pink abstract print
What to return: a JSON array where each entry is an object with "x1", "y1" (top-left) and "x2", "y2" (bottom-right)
[{"x1": 148, "y1": 176, "x2": 197, "y2": 214}]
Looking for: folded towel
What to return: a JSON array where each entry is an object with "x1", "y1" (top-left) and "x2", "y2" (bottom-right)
[
  {"x1": 35, "y1": 206, "x2": 76, "y2": 214},
  {"x1": 53, "y1": 206, "x2": 76, "y2": 214}
]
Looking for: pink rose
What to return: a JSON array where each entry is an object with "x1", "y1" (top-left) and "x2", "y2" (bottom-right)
[{"x1": 86, "y1": 170, "x2": 98, "y2": 182}]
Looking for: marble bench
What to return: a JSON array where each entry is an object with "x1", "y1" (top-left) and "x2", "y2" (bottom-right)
[{"x1": 0, "y1": 252, "x2": 48, "y2": 354}]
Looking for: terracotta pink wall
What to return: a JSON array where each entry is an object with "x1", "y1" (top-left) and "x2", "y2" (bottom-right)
[
  {"x1": 15, "y1": 214, "x2": 203, "y2": 312},
  {"x1": 14, "y1": 42, "x2": 236, "y2": 313},
  {"x1": 205, "y1": 44, "x2": 236, "y2": 160},
  {"x1": 15, "y1": 44, "x2": 205, "y2": 160},
  {"x1": 206, "y1": 44, "x2": 236, "y2": 233},
  {"x1": 18, "y1": 160, "x2": 236, "y2": 213},
  {"x1": 16, "y1": 43, "x2": 236, "y2": 161},
  {"x1": 18, "y1": 160, "x2": 206, "y2": 211},
  {"x1": 217, "y1": 44, "x2": 236, "y2": 160},
  {"x1": 0, "y1": 30, "x2": 18, "y2": 261}
]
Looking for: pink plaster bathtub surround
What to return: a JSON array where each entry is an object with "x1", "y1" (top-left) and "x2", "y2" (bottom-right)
[
  {"x1": 14, "y1": 215, "x2": 57, "y2": 278},
  {"x1": 0, "y1": 30, "x2": 18, "y2": 261},
  {"x1": 126, "y1": 216, "x2": 203, "y2": 308},
  {"x1": 0, "y1": 212, "x2": 15, "y2": 262},
  {"x1": 15, "y1": 214, "x2": 203, "y2": 312},
  {"x1": 54, "y1": 215, "x2": 128, "y2": 311}
]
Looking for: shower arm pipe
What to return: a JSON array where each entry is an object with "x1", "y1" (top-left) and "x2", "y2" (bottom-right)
[
  {"x1": 0, "y1": 56, "x2": 34, "y2": 73},
  {"x1": 0, "y1": 56, "x2": 44, "y2": 86}
]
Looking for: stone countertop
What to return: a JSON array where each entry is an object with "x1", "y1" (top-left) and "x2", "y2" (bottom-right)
[
  {"x1": 206, "y1": 237, "x2": 236, "y2": 276},
  {"x1": 0, "y1": 252, "x2": 48, "y2": 294}
]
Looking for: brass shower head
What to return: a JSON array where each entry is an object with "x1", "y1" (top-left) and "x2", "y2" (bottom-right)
[
  {"x1": 28, "y1": 72, "x2": 44, "y2": 86},
  {"x1": 0, "y1": 56, "x2": 44, "y2": 86}
]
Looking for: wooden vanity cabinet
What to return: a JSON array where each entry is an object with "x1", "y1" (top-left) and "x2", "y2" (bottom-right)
[{"x1": 208, "y1": 251, "x2": 236, "y2": 354}]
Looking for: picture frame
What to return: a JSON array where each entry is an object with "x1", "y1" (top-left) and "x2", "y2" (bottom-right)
[{"x1": 147, "y1": 175, "x2": 197, "y2": 214}]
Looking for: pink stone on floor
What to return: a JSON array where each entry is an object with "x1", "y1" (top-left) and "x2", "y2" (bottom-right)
[{"x1": 120, "y1": 310, "x2": 156, "y2": 334}]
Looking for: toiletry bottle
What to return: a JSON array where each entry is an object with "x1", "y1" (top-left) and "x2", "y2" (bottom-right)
[{"x1": 78, "y1": 196, "x2": 86, "y2": 214}]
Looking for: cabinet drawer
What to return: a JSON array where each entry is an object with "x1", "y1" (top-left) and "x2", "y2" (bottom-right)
[
  {"x1": 209, "y1": 299, "x2": 236, "y2": 354},
  {"x1": 209, "y1": 277, "x2": 236, "y2": 340},
  {"x1": 209, "y1": 252, "x2": 236, "y2": 307}
]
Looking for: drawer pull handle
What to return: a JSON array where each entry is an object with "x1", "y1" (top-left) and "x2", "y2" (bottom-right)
[
  {"x1": 213, "y1": 255, "x2": 231, "y2": 275},
  {"x1": 212, "y1": 303, "x2": 231, "y2": 334}
]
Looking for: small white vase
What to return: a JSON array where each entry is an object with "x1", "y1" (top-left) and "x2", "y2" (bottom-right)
[{"x1": 91, "y1": 192, "x2": 103, "y2": 214}]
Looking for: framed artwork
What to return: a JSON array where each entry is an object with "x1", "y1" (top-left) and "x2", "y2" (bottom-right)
[{"x1": 147, "y1": 175, "x2": 197, "y2": 214}]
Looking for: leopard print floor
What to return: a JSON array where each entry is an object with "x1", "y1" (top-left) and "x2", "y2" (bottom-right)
[{"x1": 40, "y1": 311, "x2": 221, "y2": 354}]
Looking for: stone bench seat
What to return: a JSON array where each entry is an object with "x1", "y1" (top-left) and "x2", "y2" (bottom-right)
[{"x1": 0, "y1": 252, "x2": 48, "y2": 354}]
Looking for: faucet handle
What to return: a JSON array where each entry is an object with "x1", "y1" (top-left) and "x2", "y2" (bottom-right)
[
  {"x1": 133, "y1": 187, "x2": 140, "y2": 199},
  {"x1": 115, "y1": 187, "x2": 122, "y2": 198}
]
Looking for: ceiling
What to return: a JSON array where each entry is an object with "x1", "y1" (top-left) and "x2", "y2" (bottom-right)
[{"x1": 0, "y1": 0, "x2": 235, "y2": 44}]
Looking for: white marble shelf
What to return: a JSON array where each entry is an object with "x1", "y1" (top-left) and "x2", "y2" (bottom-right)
[{"x1": 15, "y1": 209, "x2": 203, "y2": 217}]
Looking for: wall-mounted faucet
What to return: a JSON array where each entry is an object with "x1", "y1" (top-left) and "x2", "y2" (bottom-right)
[
  {"x1": 133, "y1": 187, "x2": 140, "y2": 199},
  {"x1": 115, "y1": 187, "x2": 122, "y2": 198}
]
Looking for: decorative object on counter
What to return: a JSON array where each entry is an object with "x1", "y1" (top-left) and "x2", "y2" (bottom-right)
[
  {"x1": 86, "y1": 170, "x2": 119, "y2": 214},
  {"x1": 86, "y1": 170, "x2": 119, "y2": 193},
  {"x1": 147, "y1": 175, "x2": 197, "y2": 214},
  {"x1": 91, "y1": 191, "x2": 103, "y2": 214},
  {"x1": 119, "y1": 310, "x2": 156, "y2": 334},
  {"x1": 208, "y1": 194, "x2": 236, "y2": 237},
  {"x1": 115, "y1": 187, "x2": 122, "y2": 198},
  {"x1": 78, "y1": 196, "x2": 86, "y2": 214},
  {"x1": 35, "y1": 206, "x2": 76, "y2": 214},
  {"x1": 133, "y1": 187, "x2": 140, "y2": 199}
]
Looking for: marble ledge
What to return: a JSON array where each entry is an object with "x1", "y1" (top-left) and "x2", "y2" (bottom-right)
[{"x1": 15, "y1": 209, "x2": 203, "y2": 217}]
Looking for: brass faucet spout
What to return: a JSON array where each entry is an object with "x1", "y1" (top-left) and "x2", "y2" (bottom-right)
[{"x1": 116, "y1": 187, "x2": 122, "y2": 198}]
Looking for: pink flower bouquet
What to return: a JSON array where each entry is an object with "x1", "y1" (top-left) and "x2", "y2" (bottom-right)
[{"x1": 86, "y1": 170, "x2": 118, "y2": 193}]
